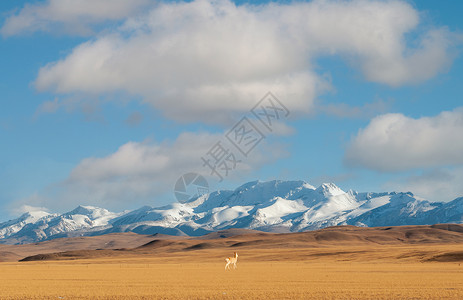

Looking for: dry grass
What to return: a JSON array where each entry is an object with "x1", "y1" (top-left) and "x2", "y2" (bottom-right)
[{"x1": 1, "y1": 245, "x2": 463, "y2": 299}]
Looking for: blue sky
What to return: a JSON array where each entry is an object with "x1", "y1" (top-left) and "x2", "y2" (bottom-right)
[{"x1": 1, "y1": 0, "x2": 462, "y2": 221}]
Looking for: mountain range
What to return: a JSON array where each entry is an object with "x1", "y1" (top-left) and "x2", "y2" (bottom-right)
[{"x1": 1, "y1": 180, "x2": 462, "y2": 244}]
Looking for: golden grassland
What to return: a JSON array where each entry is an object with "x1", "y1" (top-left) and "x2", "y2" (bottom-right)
[{"x1": 1, "y1": 245, "x2": 463, "y2": 299}]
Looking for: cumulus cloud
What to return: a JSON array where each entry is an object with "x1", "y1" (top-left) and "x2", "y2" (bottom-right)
[
  {"x1": 7, "y1": 193, "x2": 52, "y2": 217},
  {"x1": 32, "y1": 0, "x2": 458, "y2": 125},
  {"x1": 345, "y1": 108, "x2": 463, "y2": 171},
  {"x1": 1, "y1": 0, "x2": 151, "y2": 36},
  {"x1": 15, "y1": 131, "x2": 287, "y2": 211},
  {"x1": 385, "y1": 167, "x2": 463, "y2": 202},
  {"x1": 17, "y1": 204, "x2": 50, "y2": 214}
]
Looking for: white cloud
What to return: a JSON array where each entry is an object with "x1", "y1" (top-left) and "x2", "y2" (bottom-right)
[
  {"x1": 360, "y1": 28, "x2": 457, "y2": 86},
  {"x1": 385, "y1": 167, "x2": 463, "y2": 202},
  {"x1": 15, "y1": 131, "x2": 287, "y2": 211},
  {"x1": 63, "y1": 132, "x2": 222, "y2": 210},
  {"x1": 7, "y1": 193, "x2": 52, "y2": 217},
  {"x1": 1, "y1": 0, "x2": 151, "y2": 36},
  {"x1": 345, "y1": 108, "x2": 463, "y2": 171},
  {"x1": 17, "y1": 204, "x2": 50, "y2": 214},
  {"x1": 32, "y1": 0, "x2": 458, "y2": 124},
  {"x1": 35, "y1": 97, "x2": 61, "y2": 114}
]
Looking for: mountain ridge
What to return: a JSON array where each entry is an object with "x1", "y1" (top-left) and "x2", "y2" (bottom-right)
[{"x1": 1, "y1": 180, "x2": 462, "y2": 244}]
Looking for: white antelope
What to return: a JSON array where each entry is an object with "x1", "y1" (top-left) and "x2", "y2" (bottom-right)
[{"x1": 225, "y1": 252, "x2": 238, "y2": 270}]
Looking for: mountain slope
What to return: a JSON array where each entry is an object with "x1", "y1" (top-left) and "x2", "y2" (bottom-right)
[
  {"x1": 1, "y1": 180, "x2": 462, "y2": 244},
  {"x1": 1, "y1": 206, "x2": 121, "y2": 244}
]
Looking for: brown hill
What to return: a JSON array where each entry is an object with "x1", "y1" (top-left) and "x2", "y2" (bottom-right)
[
  {"x1": 198, "y1": 228, "x2": 271, "y2": 239},
  {"x1": 0, "y1": 232, "x2": 155, "y2": 262},
  {"x1": 13, "y1": 224, "x2": 463, "y2": 263}
]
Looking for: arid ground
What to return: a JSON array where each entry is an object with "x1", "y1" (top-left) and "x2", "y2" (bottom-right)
[{"x1": 1, "y1": 225, "x2": 463, "y2": 299}]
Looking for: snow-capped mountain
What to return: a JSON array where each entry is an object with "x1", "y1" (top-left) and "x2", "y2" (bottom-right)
[
  {"x1": 0, "y1": 210, "x2": 54, "y2": 241},
  {"x1": 0, "y1": 206, "x2": 121, "y2": 244},
  {"x1": 1, "y1": 180, "x2": 462, "y2": 244}
]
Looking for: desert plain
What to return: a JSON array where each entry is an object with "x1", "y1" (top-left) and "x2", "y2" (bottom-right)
[{"x1": 1, "y1": 224, "x2": 463, "y2": 299}]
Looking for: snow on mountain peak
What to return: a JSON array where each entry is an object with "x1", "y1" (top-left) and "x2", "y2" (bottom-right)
[
  {"x1": 1, "y1": 179, "x2": 463, "y2": 244},
  {"x1": 21, "y1": 210, "x2": 51, "y2": 222},
  {"x1": 0, "y1": 210, "x2": 54, "y2": 240},
  {"x1": 302, "y1": 182, "x2": 316, "y2": 190},
  {"x1": 316, "y1": 183, "x2": 345, "y2": 197},
  {"x1": 66, "y1": 205, "x2": 114, "y2": 220}
]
